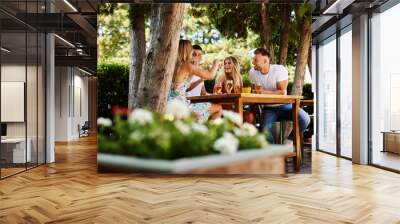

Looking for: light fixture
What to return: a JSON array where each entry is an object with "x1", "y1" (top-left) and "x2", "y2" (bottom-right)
[
  {"x1": 78, "y1": 67, "x2": 92, "y2": 76},
  {"x1": 1, "y1": 47, "x2": 11, "y2": 53},
  {"x1": 54, "y1": 34, "x2": 75, "y2": 48},
  {"x1": 63, "y1": 0, "x2": 78, "y2": 12}
]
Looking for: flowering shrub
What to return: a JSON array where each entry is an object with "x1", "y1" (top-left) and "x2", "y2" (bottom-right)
[{"x1": 98, "y1": 100, "x2": 268, "y2": 160}]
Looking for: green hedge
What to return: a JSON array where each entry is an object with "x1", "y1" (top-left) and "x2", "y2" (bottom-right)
[
  {"x1": 287, "y1": 82, "x2": 313, "y2": 100},
  {"x1": 98, "y1": 63, "x2": 129, "y2": 118}
]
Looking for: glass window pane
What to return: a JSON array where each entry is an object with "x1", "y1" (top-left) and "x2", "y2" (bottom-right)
[
  {"x1": 371, "y1": 3, "x2": 400, "y2": 171},
  {"x1": 340, "y1": 28, "x2": 352, "y2": 158},
  {"x1": 1, "y1": 30, "x2": 27, "y2": 177},
  {"x1": 318, "y1": 36, "x2": 337, "y2": 154},
  {"x1": 1, "y1": 0, "x2": 46, "y2": 179},
  {"x1": 38, "y1": 32, "x2": 45, "y2": 165},
  {"x1": 27, "y1": 31, "x2": 38, "y2": 169}
]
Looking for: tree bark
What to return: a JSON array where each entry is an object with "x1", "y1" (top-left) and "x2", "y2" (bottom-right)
[
  {"x1": 279, "y1": 4, "x2": 291, "y2": 65},
  {"x1": 134, "y1": 4, "x2": 185, "y2": 112},
  {"x1": 128, "y1": 4, "x2": 146, "y2": 109},
  {"x1": 291, "y1": 16, "x2": 312, "y2": 96},
  {"x1": 260, "y1": 2, "x2": 274, "y2": 63},
  {"x1": 308, "y1": 47, "x2": 312, "y2": 77}
]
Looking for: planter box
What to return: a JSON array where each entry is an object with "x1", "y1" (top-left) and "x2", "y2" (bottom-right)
[{"x1": 97, "y1": 145, "x2": 293, "y2": 174}]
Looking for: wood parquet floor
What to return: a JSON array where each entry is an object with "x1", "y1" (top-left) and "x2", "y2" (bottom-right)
[{"x1": 1, "y1": 135, "x2": 400, "y2": 224}]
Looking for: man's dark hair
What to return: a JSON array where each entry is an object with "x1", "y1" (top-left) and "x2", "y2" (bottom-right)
[
  {"x1": 192, "y1": 44, "x2": 203, "y2": 52},
  {"x1": 254, "y1": 48, "x2": 270, "y2": 58}
]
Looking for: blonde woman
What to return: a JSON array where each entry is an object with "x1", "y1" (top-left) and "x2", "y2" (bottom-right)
[
  {"x1": 214, "y1": 56, "x2": 256, "y2": 124},
  {"x1": 168, "y1": 40, "x2": 222, "y2": 121},
  {"x1": 214, "y1": 56, "x2": 243, "y2": 94}
]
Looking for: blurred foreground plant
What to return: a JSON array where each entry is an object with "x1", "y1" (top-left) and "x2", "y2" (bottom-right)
[{"x1": 98, "y1": 100, "x2": 268, "y2": 160}]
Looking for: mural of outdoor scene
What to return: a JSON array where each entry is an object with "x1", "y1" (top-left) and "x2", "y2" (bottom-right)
[{"x1": 97, "y1": 3, "x2": 314, "y2": 174}]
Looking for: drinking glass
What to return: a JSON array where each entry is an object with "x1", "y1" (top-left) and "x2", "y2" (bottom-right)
[
  {"x1": 234, "y1": 85, "x2": 242, "y2": 94},
  {"x1": 255, "y1": 82, "x2": 262, "y2": 94},
  {"x1": 226, "y1": 80, "x2": 233, "y2": 94},
  {"x1": 214, "y1": 83, "x2": 222, "y2": 95}
]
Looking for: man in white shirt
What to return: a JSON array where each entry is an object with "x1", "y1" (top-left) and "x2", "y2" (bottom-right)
[
  {"x1": 186, "y1": 45, "x2": 208, "y2": 97},
  {"x1": 250, "y1": 48, "x2": 310, "y2": 143}
]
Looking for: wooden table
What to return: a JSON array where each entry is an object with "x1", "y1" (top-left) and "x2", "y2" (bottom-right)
[
  {"x1": 188, "y1": 93, "x2": 303, "y2": 171},
  {"x1": 300, "y1": 99, "x2": 314, "y2": 107}
]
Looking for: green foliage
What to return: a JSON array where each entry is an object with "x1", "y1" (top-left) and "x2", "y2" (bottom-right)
[
  {"x1": 302, "y1": 83, "x2": 313, "y2": 99},
  {"x1": 190, "y1": 4, "x2": 260, "y2": 40},
  {"x1": 98, "y1": 3, "x2": 118, "y2": 15},
  {"x1": 242, "y1": 74, "x2": 252, "y2": 87},
  {"x1": 128, "y1": 4, "x2": 151, "y2": 26},
  {"x1": 295, "y1": 3, "x2": 312, "y2": 21},
  {"x1": 287, "y1": 82, "x2": 313, "y2": 99},
  {"x1": 97, "y1": 3, "x2": 312, "y2": 93},
  {"x1": 200, "y1": 33, "x2": 258, "y2": 75},
  {"x1": 98, "y1": 109, "x2": 268, "y2": 160},
  {"x1": 97, "y1": 63, "x2": 129, "y2": 118},
  {"x1": 98, "y1": 3, "x2": 130, "y2": 64},
  {"x1": 182, "y1": 5, "x2": 259, "y2": 74},
  {"x1": 181, "y1": 9, "x2": 221, "y2": 44},
  {"x1": 190, "y1": 3, "x2": 302, "y2": 66}
]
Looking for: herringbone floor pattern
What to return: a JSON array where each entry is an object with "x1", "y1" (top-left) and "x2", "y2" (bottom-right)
[{"x1": 1, "y1": 135, "x2": 400, "y2": 223}]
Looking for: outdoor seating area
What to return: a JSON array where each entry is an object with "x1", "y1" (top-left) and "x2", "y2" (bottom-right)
[{"x1": 95, "y1": 3, "x2": 315, "y2": 174}]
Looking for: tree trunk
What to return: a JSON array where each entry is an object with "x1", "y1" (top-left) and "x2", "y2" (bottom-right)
[
  {"x1": 291, "y1": 17, "x2": 312, "y2": 96},
  {"x1": 279, "y1": 4, "x2": 291, "y2": 65},
  {"x1": 134, "y1": 4, "x2": 185, "y2": 112},
  {"x1": 260, "y1": 2, "x2": 274, "y2": 63},
  {"x1": 128, "y1": 5, "x2": 146, "y2": 109},
  {"x1": 308, "y1": 47, "x2": 312, "y2": 77}
]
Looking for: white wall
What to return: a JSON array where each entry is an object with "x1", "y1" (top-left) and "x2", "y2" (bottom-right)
[
  {"x1": 55, "y1": 66, "x2": 69, "y2": 141},
  {"x1": 54, "y1": 66, "x2": 89, "y2": 141}
]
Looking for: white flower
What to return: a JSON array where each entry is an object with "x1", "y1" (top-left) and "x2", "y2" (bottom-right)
[
  {"x1": 165, "y1": 99, "x2": 191, "y2": 120},
  {"x1": 233, "y1": 128, "x2": 242, "y2": 136},
  {"x1": 128, "y1": 109, "x2": 153, "y2": 125},
  {"x1": 191, "y1": 123, "x2": 208, "y2": 134},
  {"x1": 213, "y1": 132, "x2": 239, "y2": 155},
  {"x1": 211, "y1": 118, "x2": 223, "y2": 126},
  {"x1": 241, "y1": 123, "x2": 258, "y2": 136},
  {"x1": 257, "y1": 135, "x2": 268, "y2": 148},
  {"x1": 222, "y1": 110, "x2": 243, "y2": 126},
  {"x1": 97, "y1": 117, "x2": 112, "y2": 127},
  {"x1": 175, "y1": 120, "x2": 191, "y2": 135}
]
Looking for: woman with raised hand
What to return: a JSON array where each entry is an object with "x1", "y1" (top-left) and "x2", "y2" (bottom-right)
[{"x1": 168, "y1": 40, "x2": 222, "y2": 121}]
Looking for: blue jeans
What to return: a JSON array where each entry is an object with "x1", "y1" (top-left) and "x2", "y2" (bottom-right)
[{"x1": 262, "y1": 104, "x2": 310, "y2": 143}]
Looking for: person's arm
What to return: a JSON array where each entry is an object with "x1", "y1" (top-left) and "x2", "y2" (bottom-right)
[
  {"x1": 186, "y1": 78, "x2": 204, "y2": 92},
  {"x1": 261, "y1": 80, "x2": 288, "y2": 95},
  {"x1": 189, "y1": 60, "x2": 220, "y2": 80}
]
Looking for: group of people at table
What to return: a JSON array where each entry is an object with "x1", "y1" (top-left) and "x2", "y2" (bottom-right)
[{"x1": 168, "y1": 40, "x2": 310, "y2": 143}]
